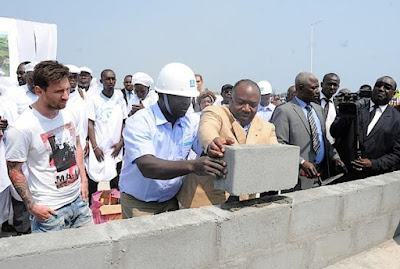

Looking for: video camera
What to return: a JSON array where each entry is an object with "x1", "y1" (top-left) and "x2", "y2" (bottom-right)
[{"x1": 338, "y1": 90, "x2": 371, "y2": 117}]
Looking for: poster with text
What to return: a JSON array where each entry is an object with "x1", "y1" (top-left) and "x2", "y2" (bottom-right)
[{"x1": 0, "y1": 32, "x2": 9, "y2": 76}]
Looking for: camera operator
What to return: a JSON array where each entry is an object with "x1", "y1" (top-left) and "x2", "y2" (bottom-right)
[{"x1": 331, "y1": 76, "x2": 400, "y2": 181}]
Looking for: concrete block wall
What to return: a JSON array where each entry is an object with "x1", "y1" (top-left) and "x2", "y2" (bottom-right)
[{"x1": 1, "y1": 172, "x2": 400, "y2": 269}]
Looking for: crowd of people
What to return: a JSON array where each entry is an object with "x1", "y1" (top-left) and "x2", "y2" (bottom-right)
[{"x1": 0, "y1": 60, "x2": 399, "y2": 235}]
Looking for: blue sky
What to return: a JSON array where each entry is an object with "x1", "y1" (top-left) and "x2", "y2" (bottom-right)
[{"x1": 2, "y1": 0, "x2": 399, "y2": 93}]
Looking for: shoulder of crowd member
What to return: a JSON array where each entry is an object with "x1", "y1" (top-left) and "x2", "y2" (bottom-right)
[{"x1": 201, "y1": 104, "x2": 231, "y2": 118}]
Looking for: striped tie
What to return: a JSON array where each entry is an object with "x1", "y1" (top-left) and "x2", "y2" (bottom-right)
[{"x1": 306, "y1": 104, "x2": 321, "y2": 154}]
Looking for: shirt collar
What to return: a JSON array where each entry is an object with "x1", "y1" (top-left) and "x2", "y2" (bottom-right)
[
  {"x1": 295, "y1": 96, "x2": 308, "y2": 108},
  {"x1": 258, "y1": 103, "x2": 275, "y2": 111},
  {"x1": 233, "y1": 116, "x2": 251, "y2": 132},
  {"x1": 152, "y1": 103, "x2": 183, "y2": 127},
  {"x1": 370, "y1": 100, "x2": 388, "y2": 112},
  {"x1": 319, "y1": 91, "x2": 331, "y2": 101}
]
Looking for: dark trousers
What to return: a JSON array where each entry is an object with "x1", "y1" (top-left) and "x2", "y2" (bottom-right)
[{"x1": 11, "y1": 197, "x2": 31, "y2": 233}]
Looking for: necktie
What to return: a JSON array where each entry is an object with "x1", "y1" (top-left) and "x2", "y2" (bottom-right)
[
  {"x1": 323, "y1": 98, "x2": 329, "y2": 116},
  {"x1": 306, "y1": 104, "x2": 321, "y2": 154},
  {"x1": 369, "y1": 105, "x2": 379, "y2": 123}
]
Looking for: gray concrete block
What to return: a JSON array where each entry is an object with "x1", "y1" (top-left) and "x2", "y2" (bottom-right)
[
  {"x1": 381, "y1": 179, "x2": 400, "y2": 213},
  {"x1": 328, "y1": 180, "x2": 383, "y2": 225},
  {"x1": 355, "y1": 214, "x2": 390, "y2": 253},
  {"x1": 310, "y1": 230, "x2": 353, "y2": 269},
  {"x1": 0, "y1": 223, "x2": 113, "y2": 262},
  {"x1": 113, "y1": 209, "x2": 219, "y2": 269},
  {"x1": 215, "y1": 144, "x2": 299, "y2": 195},
  {"x1": 287, "y1": 187, "x2": 341, "y2": 240},
  {"x1": 251, "y1": 243, "x2": 309, "y2": 269},
  {"x1": 0, "y1": 245, "x2": 113, "y2": 269},
  {"x1": 217, "y1": 202, "x2": 291, "y2": 261},
  {"x1": 388, "y1": 210, "x2": 400, "y2": 238}
]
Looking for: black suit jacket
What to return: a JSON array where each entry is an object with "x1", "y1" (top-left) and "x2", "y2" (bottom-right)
[
  {"x1": 121, "y1": 88, "x2": 133, "y2": 104},
  {"x1": 331, "y1": 104, "x2": 400, "y2": 179}
]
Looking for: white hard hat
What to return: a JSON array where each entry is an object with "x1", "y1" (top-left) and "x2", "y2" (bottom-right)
[
  {"x1": 154, "y1": 63, "x2": 199, "y2": 98},
  {"x1": 65, "y1": 64, "x2": 80, "y2": 74},
  {"x1": 25, "y1": 62, "x2": 38, "y2": 72},
  {"x1": 80, "y1": 66, "x2": 92, "y2": 75},
  {"x1": 257, "y1": 80, "x2": 273, "y2": 95},
  {"x1": 132, "y1": 72, "x2": 154, "y2": 87}
]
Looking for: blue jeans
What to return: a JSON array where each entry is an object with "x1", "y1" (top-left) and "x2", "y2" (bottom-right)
[{"x1": 31, "y1": 196, "x2": 93, "y2": 233}]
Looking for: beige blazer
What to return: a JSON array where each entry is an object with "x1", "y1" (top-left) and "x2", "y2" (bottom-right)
[{"x1": 177, "y1": 105, "x2": 278, "y2": 208}]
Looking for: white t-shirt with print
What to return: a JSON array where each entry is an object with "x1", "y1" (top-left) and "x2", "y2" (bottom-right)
[{"x1": 5, "y1": 108, "x2": 82, "y2": 210}]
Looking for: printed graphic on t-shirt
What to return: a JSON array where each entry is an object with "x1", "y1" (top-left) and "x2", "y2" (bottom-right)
[
  {"x1": 40, "y1": 122, "x2": 79, "y2": 189},
  {"x1": 98, "y1": 107, "x2": 114, "y2": 123}
]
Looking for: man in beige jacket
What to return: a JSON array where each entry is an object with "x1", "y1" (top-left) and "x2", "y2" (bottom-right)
[{"x1": 177, "y1": 79, "x2": 278, "y2": 208}]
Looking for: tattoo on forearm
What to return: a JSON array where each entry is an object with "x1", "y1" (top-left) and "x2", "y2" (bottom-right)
[{"x1": 8, "y1": 163, "x2": 36, "y2": 211}]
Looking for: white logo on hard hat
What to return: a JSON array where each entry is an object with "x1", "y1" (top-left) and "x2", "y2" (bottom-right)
[{"x1": 190, "y1": 79, "x2": 195, "y2": 87}]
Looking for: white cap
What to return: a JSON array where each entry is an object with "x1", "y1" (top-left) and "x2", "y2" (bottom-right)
[
  {"x1": 154, "y1": 63, "x2": 199, "y2": 98},
  {"x1": 65, "y1": 64, "x2": 80, "y2": 74},
  {"x1": 80, "y1": 66, "x2": 92, "y2": 75},
  {"x1": 132, "y1": 72, "x2": 154, "y2": 87},
  {"x1": 25, "y1": 62, "x2": 38, "y2": 72},
  {"x1": 257, "y1": 80, "x2": 273, "y2": 95}
]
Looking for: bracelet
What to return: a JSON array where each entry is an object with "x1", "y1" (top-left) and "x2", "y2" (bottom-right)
[{"x1": 93, "y1": 146, "x2": 98, "y2": 151}]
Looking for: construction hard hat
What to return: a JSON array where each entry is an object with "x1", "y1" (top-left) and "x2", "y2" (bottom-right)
[
  {"x1": 132, "y1": 72, "x2": 154, "y2": 87},
  {"x1": 80, "y1": 66, "x2": 93, "y2": 75},
  {"x1": 257, "y1": 80, "x2": 273, "y2": 95},
  {"x1": 25, "y1": 62, "x2": 38, "y2": 72},
  {"x1": 154, "y1": 63, "x2": 199, "y2": 98},
  {"x1": 65, "y1": 64, "x2": 80, "y2": 74}
]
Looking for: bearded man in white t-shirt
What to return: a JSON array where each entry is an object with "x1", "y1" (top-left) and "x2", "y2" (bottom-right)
[{"x1": 6, "y1": 60, "x2": 92, "y2": 233}]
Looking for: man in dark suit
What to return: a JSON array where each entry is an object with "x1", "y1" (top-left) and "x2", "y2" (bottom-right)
[
  {"x1": 316, "y1": 73, "x2": 340, "y2": 144},
  {"x1": 331, "y1": 76, "x2": 400, "y2": 181},
  {"x1": 121, "y1": 74, "x2": 133, "y2": 104},
  {"x1": 271, "y1": 72, "x2": 344, "y2": 190}
]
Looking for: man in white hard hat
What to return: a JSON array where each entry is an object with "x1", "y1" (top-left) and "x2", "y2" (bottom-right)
[
  {"x1": 256, "y1": 80, "x2": 275, "y2": 122},
  {"x1": 127, "y1": 72, "x2": 158, "y2": 116},
  {"x1": 65, "y1": 65, "x2": 88, "y2": 154},
  {"x1": 16, "y1": 61, "x2": 31, "y2": 86},
  {"x1": 11, "y1": 62, "x2": 39, "y2": 114},
  {"x1": 119, "y1": 63, "x2": 227, "y2": 218},
  {"x1": 79, "y1": 66, "x2": 101, "y2": 100},
  {"x1": 78, "y1": 66, "x2": 93, "y2": 92},
  {"x1": 65, "y1": 64, "x2": 85, "y2": 100}
]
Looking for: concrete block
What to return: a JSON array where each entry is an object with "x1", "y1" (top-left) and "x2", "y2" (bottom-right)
[
  {"x1": 287, "y1": 187, "x2": 340, "y2": 240},
  {"x1": 113, "y1": 209, "x2": 219, "y2": 269},
  {"x1": 219, "y1": 243, "x2": 308, "y2": 269},
  {"x1": 0, "y1": 224, "x2": 113, "y2": 268},
  {"x1": 251, "y1": 243, "x2": 309, "y2": 269},
  {"x1": 355, "y1": 214, "x2": 390, "y2": 253},
  {"x1": 328, "y1": 180, "x2": 382, "y2": 224},
  {"x1": 388, "y1": 210, "x2": 400, "y2": 238},
  {"x1": 215, "y1": 144, "x2": 299, "y2": 195},
  {"x1": 381, "y1": 179, "x2": 400, "y2": 213},
  {"x1": 310, "y1": 230, "x2": 352, "y2": 269},
  {"x1": 0, "y1": 245, "x2": 113, "y2": 269},
  {"x1": 217, "y1": 202, "x2": 291, "y2": 261}
]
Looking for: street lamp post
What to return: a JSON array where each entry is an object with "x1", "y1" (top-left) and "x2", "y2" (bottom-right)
[{"x1": 310, "y1": 20, "x2": 322, "y2": 73}]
